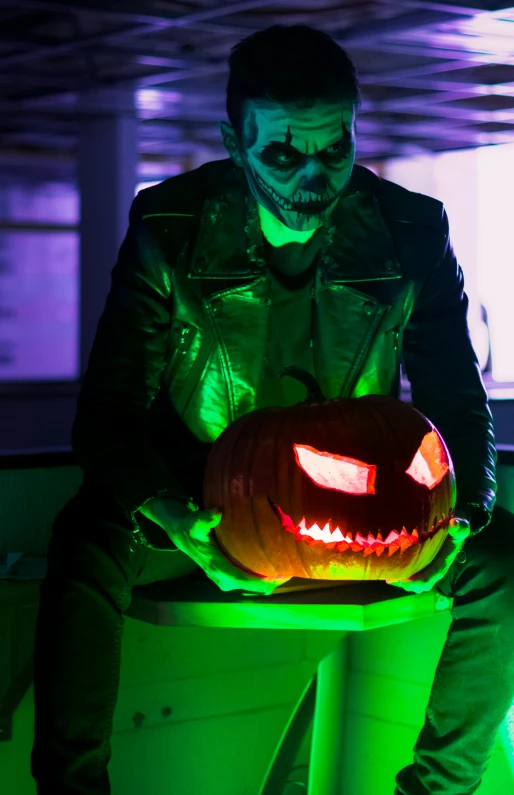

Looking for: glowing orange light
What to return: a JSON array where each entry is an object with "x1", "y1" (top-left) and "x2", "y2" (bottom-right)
[
  {"x1": 405, "y1": 430, "x2": 449, "y2": 489},
  {"x1": 293, "y1": 444, "x2": 376, "y2": 494}
]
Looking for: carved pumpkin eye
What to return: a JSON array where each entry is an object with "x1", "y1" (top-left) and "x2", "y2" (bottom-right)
[
  {"x1": 293, "y1": 444, "x2": 377, "y2": 495},
  {"x1": 405, "y1": 430, "x2": 449, "y2": 489}
]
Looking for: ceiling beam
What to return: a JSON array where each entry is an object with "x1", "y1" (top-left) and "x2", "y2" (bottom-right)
[
  {"x1": 4, "y1": 79, "x2": 513, "y2": 124},
  {"x1": 376, "y1": 0, "x2": 512, "y2": 13},
  {"x1": 135, "y1": 116, "x2": 514, "y2": 143},
  {"x1": 369, "y1": 95, "x2": 514, "y2": 119},
  {"x1": 0, "y1": 71, "x2": 84, "y2": 89},
  {"x1": 359, "y1": 58, "x2": 475, "y2": 80},
  {"x1": 348, "y1": 38, "x2": 514, "y2": 64},
  {"x1": 3, "y1": 49, "x2": 511, "y2": 104},
  {"x1": 3, "y1": 123, "x2": 513, "y2": 151},
  {"x1": 366, "y1": 77, "x2": 514, "y2": 95},
  {"x1": 0, "y1": 111, "x2": 505, "y2": 142}
]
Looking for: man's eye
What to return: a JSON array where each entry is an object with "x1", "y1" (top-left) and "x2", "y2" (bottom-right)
[
  {"x1": 276, "y1": 150, "x2": 297, "y2": 163},
  {"x1": 323, "y1": 140, "x2": 351, "y2": 158},
  {"x1": 261, "y1": 146, "x2": 299, "y2": 166}
]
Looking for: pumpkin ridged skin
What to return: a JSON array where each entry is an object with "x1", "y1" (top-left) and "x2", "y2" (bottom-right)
[{"x1": 203, "y1": 393, "x2": 456, "y2": 581}]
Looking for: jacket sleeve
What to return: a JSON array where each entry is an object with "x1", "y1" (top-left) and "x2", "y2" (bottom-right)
[
  {"x1": 402, "y1": 206, "x2": 497, "y2": 535},
  {"x1": 72, "y1": 194, "x2": 195, "y2": 536}
]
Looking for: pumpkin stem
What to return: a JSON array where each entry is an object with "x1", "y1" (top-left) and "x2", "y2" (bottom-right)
[{"x1": 280, "y1": 366, "x2": 326, "y2": 402}]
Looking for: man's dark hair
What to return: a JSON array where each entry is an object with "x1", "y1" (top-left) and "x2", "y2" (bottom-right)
[{"x1": 226, "y1": 24, "x2": 361, "y2": 140}]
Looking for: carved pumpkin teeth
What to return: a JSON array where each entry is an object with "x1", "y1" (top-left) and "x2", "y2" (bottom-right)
[
  {"x1": 269, "y1": 501, "x2": 450, "y2": 556},
  {"x1": 294, "y1": 521, "x2": 421, "y2": 553},
  {"x1": 383, "y1": 530, "x2": 400, "y2": 545}
]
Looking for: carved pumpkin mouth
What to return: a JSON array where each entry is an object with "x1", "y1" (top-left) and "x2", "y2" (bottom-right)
[{"x1": 269, "y1": 500, "x2": 451, "y2": 558}]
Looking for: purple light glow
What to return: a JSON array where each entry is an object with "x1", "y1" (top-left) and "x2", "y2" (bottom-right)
[
  {"x1": 0, "y1": 230, "x2": 78, "y2": 379},
  {"x1": 1, "y1": 144, "x2": 514, "y2": 383}
]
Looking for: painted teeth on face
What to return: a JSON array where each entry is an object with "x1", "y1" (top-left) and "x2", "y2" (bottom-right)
[
  {"x1": 255, "y1": 173, "x2": 333, "y2": 211},
  {"x1": 256, "y1": 173, "x2": 294, "y2": 211},
  {"x1": 293, "y1": 189, "x2": 332, "y2": 204}
]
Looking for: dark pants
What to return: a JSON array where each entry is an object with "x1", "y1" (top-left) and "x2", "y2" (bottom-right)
[
  {"x1": 394, "y1": 502, "x2": 514, "y2": 795},
  {"x1": 31, "y1": 491, "x2": 514, "y2": 795},
  {"x1": 30, "y1": 487, "x2": 197, "y2": 795}
]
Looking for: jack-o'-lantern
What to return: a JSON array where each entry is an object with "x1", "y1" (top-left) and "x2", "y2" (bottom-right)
[{"x1": 203, "y1": 367, "x2": 456, "y2": 581}]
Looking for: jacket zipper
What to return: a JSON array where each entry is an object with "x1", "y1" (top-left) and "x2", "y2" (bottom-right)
[
  {"x1": 391, "y1": 325, "x2": 402, "y2": 397},
  {"x1": 173, "y1": 336, "x2": 215, "y2": 418},
  {"x1": 162, "y1": 320, "x2": 195, "y2": 388},
  {"x1": 340, "y1": 306, "x2": 388, "y2": 399}
]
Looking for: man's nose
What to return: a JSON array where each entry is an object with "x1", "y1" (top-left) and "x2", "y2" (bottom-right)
[{"x1": 301, "y1": 171, "x2": 330, "y2": 195}]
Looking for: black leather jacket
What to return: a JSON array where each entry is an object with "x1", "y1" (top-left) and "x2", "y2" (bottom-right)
[{"x1": 72, "y1": 159, "x2": 497, "y2": 539}]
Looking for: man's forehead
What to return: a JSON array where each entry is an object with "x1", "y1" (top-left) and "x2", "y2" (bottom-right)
[{"x1": 242, "y1": 99, "x2": 355, "y2": 146}]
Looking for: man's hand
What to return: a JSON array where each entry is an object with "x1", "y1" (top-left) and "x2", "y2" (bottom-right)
[
  {"x1": 385, "y1": 516, "x2": 471, "y2": 594},
  {"x1": 140, "y1": 497, "x2": 291, "y2": 595}
]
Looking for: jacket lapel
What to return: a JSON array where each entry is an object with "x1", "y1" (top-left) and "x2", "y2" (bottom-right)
[
  {"x1": 177, "y1": 163, "x2": 406, "y2": 434},
  {"x1": 187, "y1": 162, "x2": 403, "y2": 284}
]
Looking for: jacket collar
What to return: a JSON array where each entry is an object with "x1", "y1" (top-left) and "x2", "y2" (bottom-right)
[{"x1": 188, "y1": 161, "x2": 401, "y2": 283}]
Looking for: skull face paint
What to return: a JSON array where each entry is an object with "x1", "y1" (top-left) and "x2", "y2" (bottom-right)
[{"x1": 223, "y1": 99, "x2": 356, "y2": 234}]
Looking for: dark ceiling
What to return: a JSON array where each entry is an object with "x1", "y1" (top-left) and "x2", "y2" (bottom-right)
[{"x1": 2, "y1": 0, "x2": 514, "y2": 168}]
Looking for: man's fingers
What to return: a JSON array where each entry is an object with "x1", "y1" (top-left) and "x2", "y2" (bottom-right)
[
  {"x1": 188, "y1": 510, "x2": 223, "y2": 541},
  {"x1": 184, "y1": 510, "x2": 287, "y2": 593},
  {"x1": 385, "y1": 517, "x2": 470, "y2": 593},
  {"x1": 205, "y1": 555, "x2": 284, "y2": 592},
  {"x1": 196, "y1": 509, "x2": 222, "y2": 527},
  {"x1": 189, "y1": 525, "x2": 212, "y2": 542}
]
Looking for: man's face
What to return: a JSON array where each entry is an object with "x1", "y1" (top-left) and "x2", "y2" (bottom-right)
[{"x1": 221, "y1": 99, "x2": 356, "y2": 233}]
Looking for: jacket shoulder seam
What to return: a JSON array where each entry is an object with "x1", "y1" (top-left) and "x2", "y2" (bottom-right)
[{"x1": 375, "y1": 175, "x2": 443, "y2": 228}]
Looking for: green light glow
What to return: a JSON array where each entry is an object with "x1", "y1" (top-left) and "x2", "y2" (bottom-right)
[{"x1": 257, "y1": 201, "x2": 317, "y2": 246}]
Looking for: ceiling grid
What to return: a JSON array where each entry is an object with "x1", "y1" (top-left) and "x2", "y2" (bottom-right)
[{"x1": 1, "y1": 0, "x2": 514, "y2": 163}]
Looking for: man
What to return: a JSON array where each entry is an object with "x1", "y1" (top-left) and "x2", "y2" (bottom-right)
[{"x1": 31, "y1": 23, "x2": 514, "y2": 795}]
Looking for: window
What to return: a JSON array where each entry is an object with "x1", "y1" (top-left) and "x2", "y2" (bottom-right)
[
  {"x1": 382, "y1": 144, "x2": 514, "y2": 391},
  {"x1": 0, "y1": 168, "x2": 182, "y2": 382},
  {"x1": 0, "y1": 180, "x2": 79, "y2": 380}
]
